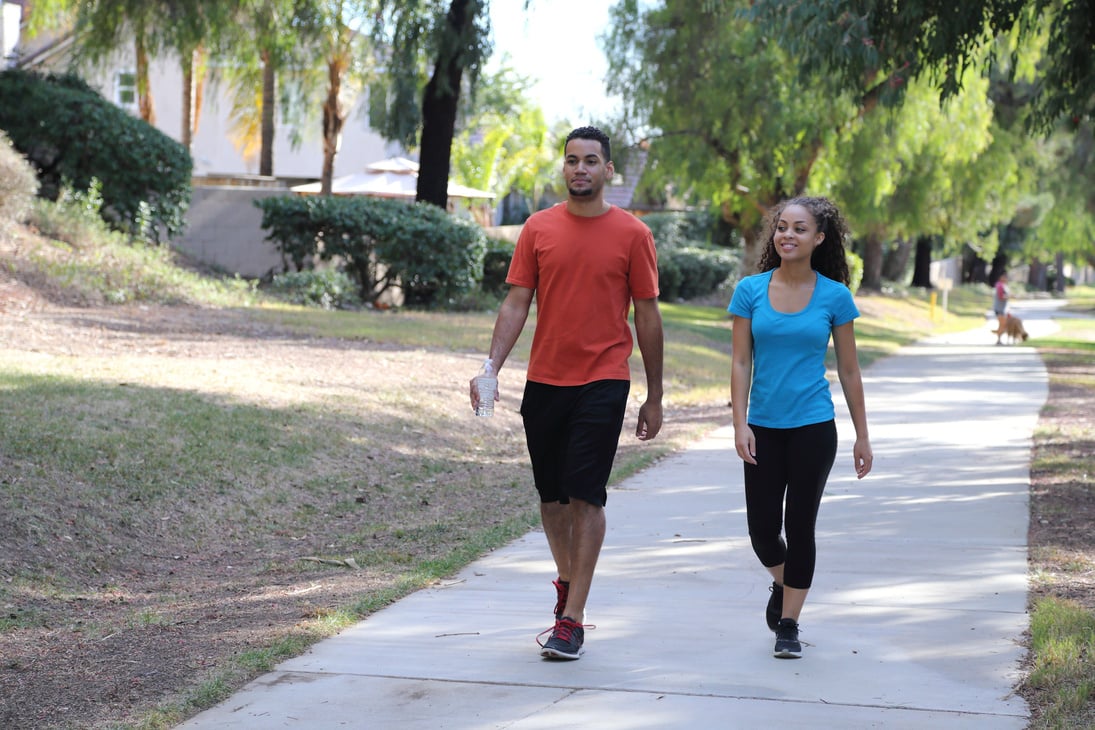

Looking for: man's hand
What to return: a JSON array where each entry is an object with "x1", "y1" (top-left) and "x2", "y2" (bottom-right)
[{"x1": 636, "y1": 400, "x2": 663, "y2": 440}]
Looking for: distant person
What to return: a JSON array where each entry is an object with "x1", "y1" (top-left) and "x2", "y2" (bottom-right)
[
  {"x1": 469, "y1": 126, "x2": 664, "y2": 660},
  {"x1": 729, "y1": 196, "x2": 873, "y2": 659},
  {"x1": 992, "y1": 273, "x2": 1011, "y2": 345}
]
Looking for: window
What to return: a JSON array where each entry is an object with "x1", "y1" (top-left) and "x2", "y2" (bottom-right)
[{"x1": 115, "y1": 70, "x2": 137, "y2": 110}]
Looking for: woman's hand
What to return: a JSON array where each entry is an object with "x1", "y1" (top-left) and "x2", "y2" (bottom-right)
[
  {"x1": 853, "y1": 437, "x2": 873, "y2": 479},
  {"x1": 734, "y1": 424, "x2": 757, "y2": 465}
]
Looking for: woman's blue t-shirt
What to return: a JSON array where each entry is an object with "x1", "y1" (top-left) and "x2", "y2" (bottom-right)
[{"x1": 728, "y1": 269, "x2": 859, "y2": 429}]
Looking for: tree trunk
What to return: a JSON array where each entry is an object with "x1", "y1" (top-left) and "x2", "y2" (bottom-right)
[
  {"x1": 1055, "y1": 251, "x2": 1066, "y2": 294},
  {"x1": 321, "y1": 56, "x2": 347, "y2": 195},
  {"x1": 417, "y1": 0, "x2": 473, "y2": 208},
  {"x1": 192, "y1": 46, "x2": 206, "y2": 138},
  {"x1": 860, "y1": 232, "x2": 884, "y2": 291},
  {"x1": 988, "y1": 252, "x2": 1008, "y2": 284},
  {"x1": 910, "y1": 235, "x2": 933, "y2": 288},
  {"x1": 1028, "y1": 259, "x2": 1048, "y2": 290},
  {"x1": 882, "y1": 237, "x2": 912, "y2": 282},
  {"x1": 260, "y1": 50, "x2": 276, "y2": 177},
  {"x1": 135, "y1": 37, "x2": 155, "y2": 125},
  {"x1": 181, "y1": 51, "x2": 194, "y2": 152}
]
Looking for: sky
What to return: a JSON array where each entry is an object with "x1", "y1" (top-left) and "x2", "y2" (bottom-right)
[{"x1": 487, "y1": 0, "x2": 621, "y2": 126}]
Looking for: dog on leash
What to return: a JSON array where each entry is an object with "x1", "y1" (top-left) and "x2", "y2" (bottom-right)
[{"x1": 997, "y1": 313, "x2": 1029, "y2": 344}]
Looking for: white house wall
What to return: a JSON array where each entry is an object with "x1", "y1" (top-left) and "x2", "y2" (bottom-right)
[
  {"x1": 2, "y1": 1, "x2": 22, "y2": 68},
  {"x1": 13, "y1": 23, "x2": 401, "y2": 179}
]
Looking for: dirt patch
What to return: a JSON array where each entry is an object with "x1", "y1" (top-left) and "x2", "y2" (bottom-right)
[
  {"x1": 1026, "y1": 351, "x2": 1095, "y2": 613},
  {"x1": 0, "y1": 300, "x2": 476, "y2": 729},
  {"x1": 0, "y1": 286, "x2": 725, "y2": 729},
  {"x1": 1017, "y1": 344, "x2": 1095, "y2": 728}
]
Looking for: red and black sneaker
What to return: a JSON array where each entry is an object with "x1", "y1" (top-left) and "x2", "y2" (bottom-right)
[
  {"x1": 537, "y1": 616, "x2": 588, "y2": 660},
  {"x1": 552, "y1": 579, "x2": 569, "y2": 621}
]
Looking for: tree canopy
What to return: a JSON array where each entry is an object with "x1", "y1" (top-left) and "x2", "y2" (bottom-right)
[{"x1": 747, "y1": 0, "x2": 1095, "y2": 132}]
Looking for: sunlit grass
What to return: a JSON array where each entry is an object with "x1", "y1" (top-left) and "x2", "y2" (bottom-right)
[{"x1": 1024, "y1": 598, "x2": 1095, "y2": 729}]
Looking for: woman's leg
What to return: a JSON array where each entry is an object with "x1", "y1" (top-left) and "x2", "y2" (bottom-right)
[
  {"x1": 743, "y1": 425, "x2": 789, "y2": 572},
  {"x1": 780, "y1": 420, "x2": 838, "y2": 620}
]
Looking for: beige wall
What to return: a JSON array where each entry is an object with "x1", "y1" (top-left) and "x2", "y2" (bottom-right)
[{"x1": 173, "y1": 185, "x2": 290, "y2": 278}]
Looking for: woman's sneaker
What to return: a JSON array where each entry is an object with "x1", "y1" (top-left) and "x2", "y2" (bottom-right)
[
  {"x1": 766, "y1": 581, "x2": 783, "y2": 631},
  {"x1": 773, "y1": 618, "x2": 802, "y2": 658},
  {"x1": 538, "y1": 616, "x2": 586, "y2": 660}
]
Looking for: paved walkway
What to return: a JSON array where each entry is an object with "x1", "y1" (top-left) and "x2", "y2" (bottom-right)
[{"x1": 179, "y1": 302, "x2": 1061, "y2": 729}]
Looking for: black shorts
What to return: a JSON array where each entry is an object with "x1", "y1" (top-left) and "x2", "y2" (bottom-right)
[{"x1": 520, "y1": 379, "x2": 630, "y2": 507}]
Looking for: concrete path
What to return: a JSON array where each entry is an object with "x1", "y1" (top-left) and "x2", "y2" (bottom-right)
[{"x1": 179, "y1": 302, "x2": 1060, "y2": 730}]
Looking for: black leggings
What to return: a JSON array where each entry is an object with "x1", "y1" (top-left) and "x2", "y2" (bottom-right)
[{"x1": 743, "y1": 420, "x2": 837, "y2": 590}]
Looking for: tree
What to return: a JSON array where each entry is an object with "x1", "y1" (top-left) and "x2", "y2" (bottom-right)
[
  {"x1": 26, "y1": 0, "x2": 237, "y2": 151},
  {"x1": 748, "y1": 0, "x2": 1095, "y2": 133},
  {"x1": 224, "y1": 0, "x2": 319, "y2": 176},
  {"x1": 1022, "y1": 122, "x2": 1095, "y2": 291},
  {"x1": 604, "y1": 0, "x2": 856, "y2": 272},
  {"x1": 448, "y1": 60, "x2": 557, "y2": 207},
  {"x1": 309, "y1": 0, "x2": 378, "y2": 195},
  {"x1": 811, "y1": 71, "x2": 1021, "y2": 290},
  {"x1": 369, "y1": 0, "x2": 492, "y2": 208}
]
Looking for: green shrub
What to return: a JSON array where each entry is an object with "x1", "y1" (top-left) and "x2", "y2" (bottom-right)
[
  {"x1": 658, "y1": 247, "x2": 738, "y2": 301},
  {"x1": 256, "y1": 195, "x2": 486, "y2": 308},
  {"x1": 641, "y1": 210, "x2": 718, "y2": 249},
  {"x1": 369, "y1": 202, "x2": 486, "y2": 308},
  {"x1": 0, "y1": 70, "x2": 192, "y2": 241},
  {"x1": 254, "y1": 195, "x2": 330, "y2": 273},
  {"x1": 0, "y1": 129, "x2": 39, "y2": 227},
  {"x1": 268, "y1": 269, "x2": 361, "y2": 310},
  {"x1": 847, "y1": 250, "x2": 864, "y2": 295},
  {"x1": 481, "y1": 237, "x2": 515, "y2": 295}
]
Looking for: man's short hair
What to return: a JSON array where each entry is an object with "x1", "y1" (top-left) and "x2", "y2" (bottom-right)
[{"x1": 565, "y1": 126, "x2": 611, "y2": 162}]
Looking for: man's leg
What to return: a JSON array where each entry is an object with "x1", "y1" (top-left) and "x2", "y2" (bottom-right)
[
  {"x1": 540, "y1": 501, "x2": 571, "y2": 582},
  {"x1": 559, "y1": 498, "x2": 605, "y2": 623}
]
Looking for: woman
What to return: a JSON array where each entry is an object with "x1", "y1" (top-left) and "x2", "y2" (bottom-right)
[
  {"x1": 992, "y1": 273, "x2": 1010, "y2": 345},
  {"x1": 728, "y1": 196, "x2": 873, "y2": 659}
]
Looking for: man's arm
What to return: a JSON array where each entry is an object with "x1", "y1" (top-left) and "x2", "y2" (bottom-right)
[
  {"x1": 632, "y1": 297, "x2": 664, "y2": 440},
  {"x1": 469, "y1": 286, "x2": 533, "y2": 411}
]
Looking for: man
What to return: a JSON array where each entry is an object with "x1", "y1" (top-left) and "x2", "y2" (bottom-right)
[{"x1": 469, "y1": 126, "x2": 664, "y2": 660}]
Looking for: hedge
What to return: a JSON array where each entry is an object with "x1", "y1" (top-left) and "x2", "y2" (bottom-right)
[
  {"x1": 256, "y1": 195, "x2": 486, "y2": 307},
  {"x1": 0, "y1": 69, "x2": 192, "y2": 240}
]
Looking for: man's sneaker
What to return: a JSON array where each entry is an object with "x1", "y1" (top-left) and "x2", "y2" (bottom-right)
[
  {"x1": 773, "y1": 618, "x2": 802, "y2": 659},
  {"x1": 766, "y1": 581, "x2": 784, "y2": 632},
  {"x1": 538, "y1": 616, "x2": 585, "y2": 660},
  {"x1": 553, "y1": 579, "x2": 570, "y2": 621}
]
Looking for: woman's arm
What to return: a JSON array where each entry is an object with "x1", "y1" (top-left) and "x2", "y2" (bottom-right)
[
  {"x1": 730, "y1": 315, "x2": 757, "y2": 464},
  {"x1": 832, "y1": 321, "x2": 873, "y2": 479}
]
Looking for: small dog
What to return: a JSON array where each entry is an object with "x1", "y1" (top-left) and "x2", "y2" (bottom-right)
[{"x1": 1001, "y1": 313, "x2": 1029, "y2": 344}]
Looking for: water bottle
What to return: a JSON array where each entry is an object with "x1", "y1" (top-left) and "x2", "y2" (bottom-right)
[{"x1": 475, "y1": 358, "x2": 497, "y2": 417}]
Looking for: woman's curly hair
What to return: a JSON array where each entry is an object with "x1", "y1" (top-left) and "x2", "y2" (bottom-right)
[{"x1": 756, "y1": 196, "x2": 851, "y2": 286}]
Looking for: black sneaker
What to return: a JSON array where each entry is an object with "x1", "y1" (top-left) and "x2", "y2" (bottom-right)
[
  {"x1": 553, "y1": 579, "x2": 569, "y2": 621},
  {"x1": 766, "y1": 581, "x2": 783, "y2": 631},
  {"x1": 773, "y1": 618, "x2": 802, "y2": 659},
  {"x1": 538, "y1": 616, "x2": 585, "y2": 660}
]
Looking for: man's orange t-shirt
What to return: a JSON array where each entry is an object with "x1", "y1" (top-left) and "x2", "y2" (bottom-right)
[{"x1": 506, "y1": 203, "x2": 659, "y2": 386}]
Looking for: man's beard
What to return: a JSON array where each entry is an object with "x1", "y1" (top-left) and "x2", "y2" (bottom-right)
[{"x1": 567, "y1": 186, "x2": 594, "y2": 197}]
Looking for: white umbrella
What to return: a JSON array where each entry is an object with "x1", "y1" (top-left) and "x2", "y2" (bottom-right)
[{"x1": 290, "y1": 157, "x2": 495, "y2": 200}]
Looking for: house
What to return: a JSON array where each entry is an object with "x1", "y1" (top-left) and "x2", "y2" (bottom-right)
[
  {"x1": 1, "y1": 2, "x2": 423, "y2": 276},
  {"x1": 4, "y1": 2, "x2": 398, "y2": 179}
]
